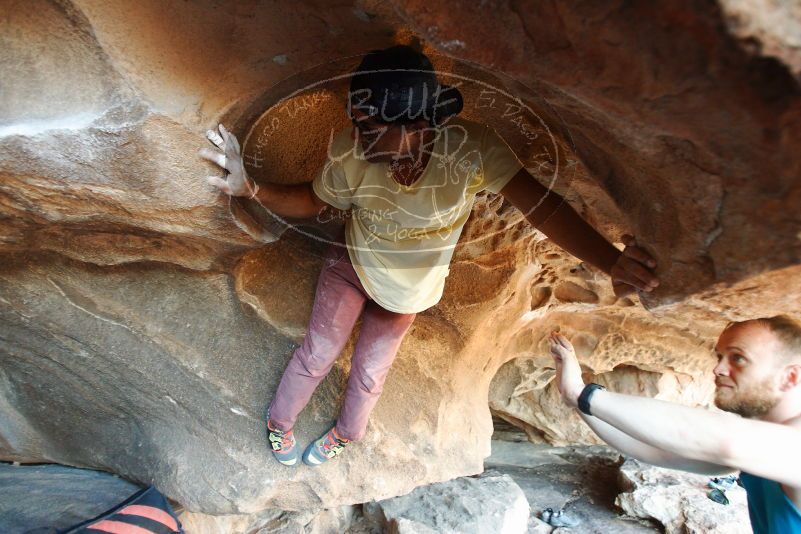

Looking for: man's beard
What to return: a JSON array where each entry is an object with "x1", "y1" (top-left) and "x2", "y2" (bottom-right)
[{"x1": 714, "y1": 376, "x2": 780, "y2": 418}]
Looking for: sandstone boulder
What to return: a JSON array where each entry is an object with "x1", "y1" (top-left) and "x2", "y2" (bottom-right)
[
  {"x1": 616, "y1": 459, "x2": 750, "y2": 534},
  {"x1": 363, "y1": 471, "x2": 530, "y2": 534}
]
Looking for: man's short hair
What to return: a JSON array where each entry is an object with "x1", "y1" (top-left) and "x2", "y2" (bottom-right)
[{"x1": 726, "y1": 315, "x2": 801, "y2": 362}]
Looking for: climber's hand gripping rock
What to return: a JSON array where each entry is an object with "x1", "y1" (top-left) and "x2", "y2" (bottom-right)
[
  {"x1": 198, "y1": 123, "x2": 259, "y2": 198},
  {"x1": 610, "y1": 234, "x2": 659, "y2": 299}
]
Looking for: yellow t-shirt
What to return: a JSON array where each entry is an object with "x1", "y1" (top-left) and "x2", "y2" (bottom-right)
[{"x1": 312, "y1": 116, "x2": 524, "y2": 313}]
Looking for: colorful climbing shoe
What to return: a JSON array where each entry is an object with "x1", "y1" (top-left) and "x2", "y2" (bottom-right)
[
  {"x1": 541, "y1": 508, "x2": 581, "y2": 528},
  {"x1": 303, "y1": 425, "x2": 350, "y2": 466},
  {"x1": 267, "y1": 419, "x2": 298, "y2": 466}
]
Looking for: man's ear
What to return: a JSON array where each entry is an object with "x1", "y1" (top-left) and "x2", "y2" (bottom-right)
[{"x1": 779, "y1": 364, "x2": 801, "y2": 391}]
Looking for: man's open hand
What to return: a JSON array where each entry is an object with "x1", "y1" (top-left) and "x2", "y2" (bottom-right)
[
  {"x1": 548, "y1": 331, "x2": 585, "y2": 408},
  {"x1": 610, "y1": 234, "x2": 659, "y2": 298},
  {"x1": 198, "y1": 123, "x2": 258, "y2": 198}
]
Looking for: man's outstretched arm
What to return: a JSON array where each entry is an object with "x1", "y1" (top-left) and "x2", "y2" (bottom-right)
[
  {"x1": 546, "y1": 330, "x2": 732, "y2": 474},
  {"x1": 550, "y1": 332, "x2": 801, "y2": 488},
  {"x1": 588, "y1": 390, "x2": 801, "y2": 486},
  {"x1": 499, "y1": 168, "x2": 659, "y2": 298},
  {"x1": 579, "y1": 412, "x2": 734, "y2": 475}
]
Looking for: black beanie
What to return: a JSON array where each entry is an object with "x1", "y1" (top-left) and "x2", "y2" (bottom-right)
[{"x1": 349, "y1": 45, "x2": 463, "y2": 127}]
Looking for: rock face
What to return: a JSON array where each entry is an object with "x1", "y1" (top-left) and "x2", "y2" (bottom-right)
[
  {"x1": 486, "y1": 252, "x2": 720, "y2": 445},
  {"x1": 616, "y1": 459, "x2": 751, "y2": 534},
  {"x1": 1, "y1": 0, "x2": 800, "y2": 518},
  {"x1": 392, "y1": 0, "x2": 801, "y2": 306},
  {"x1": 177, "y1": 504, "x2": 358, "y2": 534},
  {"x1": 363, "y1": 472, "x2": 530, "y2": 534}
]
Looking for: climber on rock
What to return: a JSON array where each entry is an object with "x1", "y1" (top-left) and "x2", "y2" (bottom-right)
[
  {"x1": 199, "y1": 44, "x2": 659, "y2": 468},
  {"x1": 548, "y1": 316, "x2": 801, "y2": 533}
]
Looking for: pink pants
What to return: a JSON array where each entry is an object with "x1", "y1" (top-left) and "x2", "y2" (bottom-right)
[{"x1": 267, "y1": 241, "x2": 417, "y2": 441}]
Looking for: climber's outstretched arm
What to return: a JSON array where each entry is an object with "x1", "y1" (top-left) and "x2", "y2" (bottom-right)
[
  {"x1": 499, "y1": 168, "x2": 659, "y2": 298},
  {"x1": 250, "y1": 182, "x2": 328, "y2": 219}
]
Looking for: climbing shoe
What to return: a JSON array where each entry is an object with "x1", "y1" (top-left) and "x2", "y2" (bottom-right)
[
  {"x1": 541, "y1": 508, "x2": 580, "y2": 528},
  {"x1": 267, "y1": 419, "x2": 298, "y2": 466},
  {"x1": 303, "y1": 425, "x2": 350, "y2": 466},
  {"x1": 708, "y1": 475, "x2": 738, "y2": 491},
  {"x1": 707, "y1": 488, "x2": 730, "y2": 505}
]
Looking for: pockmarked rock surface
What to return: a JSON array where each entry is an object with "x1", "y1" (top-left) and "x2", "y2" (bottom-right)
[
  {"x1": 392, "y1": 0, "x2": 801, "y2": 306},
  {"x1": 1, "y1": 0, "x2": 800, "y2": 517},
  {"x1": 616, "y1": 459, "x2": 750, "y2": 534},
  {"x1": 363, "y1": 471, "x2": 530, "y2": 534}
]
